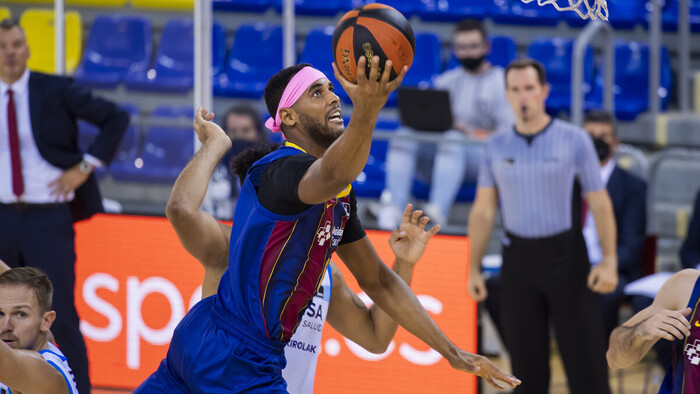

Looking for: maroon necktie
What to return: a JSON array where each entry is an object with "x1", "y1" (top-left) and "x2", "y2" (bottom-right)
[{"x1": 6, "y1": 89, "x2": 24, "y2": 198}]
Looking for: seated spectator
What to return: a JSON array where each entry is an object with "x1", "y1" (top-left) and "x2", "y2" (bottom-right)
[
  {"x1": 681, "y1": 189, "x2": 700, "y2": 269},
  {"x1": 581, "y1": 110, "x2": 647, "y2": 339},
  {"x1": 378, "y1": 19, "x2": 514, "y2": 229},
  {"x1": 208, "y1": 105, "x2": 267, "y2": 219}
]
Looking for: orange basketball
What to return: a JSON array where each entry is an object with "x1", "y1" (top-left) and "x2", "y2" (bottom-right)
[{"x1": 332, "y1": 3, "x2": 415, "y2": 83}]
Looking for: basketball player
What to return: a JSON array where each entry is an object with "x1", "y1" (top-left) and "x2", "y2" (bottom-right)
[
  {"x1": 607, "y1": 269, "x2": 699, "y2": 392},
  {"x1": 136, "y1": 58, "x2": 520, "y2": 392},
  {"x1": 0, "y1": 264, "x2": 79, "y2": 394},
  {"x1": 165, "y1": 131, "x2": 439, "y2": 392}
]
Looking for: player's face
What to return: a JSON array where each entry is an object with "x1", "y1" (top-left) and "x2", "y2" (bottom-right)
[
  {"x1": 0, "y1": 285, "x2": 51, "y2": 351},
  {"x1": 505, "y1": 67, "x2": 550, "y2": 122},
  {"x1": 294, "y1": 78, "x2": 344, "y2": 148},
  {"x1": 0, "y1": 27, "x2": 30, "y2": 83}
]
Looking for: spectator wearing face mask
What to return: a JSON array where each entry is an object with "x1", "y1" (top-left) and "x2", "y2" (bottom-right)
[
  {"x1": 581, "y1": 110, "x2": 647, "y2": 339},
  {"x1": 378, "y1": 19, "x2": 515, "y2": 229}
]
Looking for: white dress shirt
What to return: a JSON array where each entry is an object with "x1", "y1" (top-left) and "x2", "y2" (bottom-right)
[
  {"x1": 583, "y1": 159, "x2": 616, "y2": 265},
  {"x1": 0, "y1": 69, "x2": 101, "y2": 204}
]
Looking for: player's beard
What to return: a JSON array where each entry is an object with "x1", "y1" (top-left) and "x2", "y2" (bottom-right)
[{"x1": 299, "y1": 112, "x2": 343, "y2": 149}]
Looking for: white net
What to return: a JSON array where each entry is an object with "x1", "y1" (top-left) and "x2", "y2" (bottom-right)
[{"x1": 521, "y1": 0, "x2": 609, "y2": 21}]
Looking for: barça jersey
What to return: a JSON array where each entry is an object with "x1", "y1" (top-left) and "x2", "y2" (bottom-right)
[
  {"x1": 217, "y1": 143, "x2": 357, "y2": 345},
  {"x1": 660, "y1": 274, "x2": 700, "y2": 393}
]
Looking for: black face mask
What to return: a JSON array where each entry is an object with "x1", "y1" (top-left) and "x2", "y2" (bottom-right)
[
  {"x1": 458, "y1": 54, "x2": 487, "y2": 72},
  {"x1": 592, "y1": 137, "x2": 610, "y2": 163}
]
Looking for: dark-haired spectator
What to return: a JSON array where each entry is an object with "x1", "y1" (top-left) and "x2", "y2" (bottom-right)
[
  {"x1": 581, "y1": 110, "x2": 647, "y2": 339},
  {"x1": 378, "y1": 19, "x2": 514, "y2": 229},
  {"x1": 681, "y1": 189, "x2": 700, "y2": 270},
  {"x1": 0, "y1": 19, "x2": 128, "y2": 393}
]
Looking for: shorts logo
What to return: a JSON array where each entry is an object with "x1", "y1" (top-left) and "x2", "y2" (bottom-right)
[
  {"x1": 685, "y1": 339, "x2": 700, "y2": 365},
  {"x1": 317, "y1": 221, "x2": 332, "y2": 246}
]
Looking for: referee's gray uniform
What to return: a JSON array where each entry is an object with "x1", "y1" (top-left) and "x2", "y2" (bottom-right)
[{"x1": 479, "y1": 119, "x2": 609, "y2": 394}]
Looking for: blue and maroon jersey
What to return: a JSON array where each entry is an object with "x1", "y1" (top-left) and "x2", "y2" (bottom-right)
[
  {"x1": 660, "y1": 274, "x2": 700, "y2": 393},
  {"x1": 217, "y1": 143, "x2": 360, "y2": 345}
]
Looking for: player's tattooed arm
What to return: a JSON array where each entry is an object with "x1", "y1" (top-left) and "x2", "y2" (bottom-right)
[{"x1": 607, "y1": 270, "x2": 697, "y2": 370}]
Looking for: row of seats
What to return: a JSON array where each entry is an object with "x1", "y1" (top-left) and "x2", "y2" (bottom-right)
[
  {"x1": 2, "y1": 0, "x2": 193, "y2": 11},
  {"x1": 65, "y1": 12, "x2": 669, "y2": 120}
]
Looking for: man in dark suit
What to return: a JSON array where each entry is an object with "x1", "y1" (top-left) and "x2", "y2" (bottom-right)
[
  {"x1": 681, "y1": 189, "x2": 700, "y2": 270},
  {"x1": 581, "y1": 110, "x2": 647, "y2": 338},
  {"x1": 0, "y1": 19, "x2": 128, "y2": 393}
]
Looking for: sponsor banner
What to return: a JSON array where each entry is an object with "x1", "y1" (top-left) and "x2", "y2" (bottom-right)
[{"x1": 73, "y1": 214, "x2": 477, "y2": 392}]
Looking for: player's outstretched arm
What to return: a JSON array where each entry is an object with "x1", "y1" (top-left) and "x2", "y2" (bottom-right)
[
  {"x1": 327, "y1": 204, "x2": 439, "y2": 353},
  {"x1": 336, "y1": 234, "x2": 520, "y2": 390},
  {"x1": 607, "y1": 269, "x2": 698, "y2": 370},
  {"x1": 296, "y1": 57, "x2": 406, "y2": 205},
  {"x1": 0, "y1": 340, "x2": 68, "y2": 394},
  {"x1": 166, "y1": 107, "x2": 232, "y2": 297}
]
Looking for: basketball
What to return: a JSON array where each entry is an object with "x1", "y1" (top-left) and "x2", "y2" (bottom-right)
[{"x1": 332, "y1": 3, "x2": 415, "y2": 83}]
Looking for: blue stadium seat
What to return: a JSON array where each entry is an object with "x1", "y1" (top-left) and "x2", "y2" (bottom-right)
[
  {"x1": 655, "y1": 0, "x2": 700, "y2": 31},
  {"x1": 299, "y1": 26, "x2": 351, "y2": 104},
  {"x1": 111, "y1": 106, "x2": 194, "y2": 183},
  {"x1": 614, "y1": 42, "x2": 671, "y2": 120},
  {"x1": 446, "y1": 35, "x2": 517, "y2": 70},
  {"x1": 214, "y1": 24, "x2": 283, "y2": 99},
  {"x1": 271, "y1": 0, "x2": 356, "y2": 16},
  {"x1": 402, "y1": 32, "x2": 442, "y2": 88},
  {"x1": 124, "y1": 19, "x2": 226, "y2": 92},
  {"x1": 418, "y1": 0, "x2": 488, "y2": 22},
  {"x1": 527, "y1": 37, "x2": 594, "y2": 114},
  {"x1": 364, "y1": 0, "x2": 422, "y2": 18},
  {"x1": 566, "y1": 0, "x2": 647, "y2": 29},
  {"x1": 213, "y1": 0, "x2": 271, "y2": 12},
  {"x1": 74, "y1": 15, "x2": 152, "y2": 89},
  {"x1": 490, "y1": 0, "x2": 560, "y2": 26}
]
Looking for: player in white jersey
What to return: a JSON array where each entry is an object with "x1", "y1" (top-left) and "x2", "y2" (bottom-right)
[
  {"x1": 164, "y1": 114, "x2": 439, "y2": 393},
  {"x1": 0, "y1": 260, "x2": 78, "y2": 394}
]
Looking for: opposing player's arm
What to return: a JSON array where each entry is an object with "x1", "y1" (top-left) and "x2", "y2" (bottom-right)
[
  {"x1": 607, "y1": 269, "x2": 697, "y2": 370},
  {"x1": 327, "y1": 205, "x2": 438, "y2": 353},
  {"x1": 296, "y1": 57, "x2": 406, "y2": 205},
  {"x1": 467, "y1": 186, "x2": 498, "y2": 302},
  {"x1": 0, "y1": 343, "x2": 69, "y2": 394},
  {"x1": 166, "y1": 108, "x2": 231, "y2": 275},
  {"x1": 336, "y1": 236, "x2": 520, "y2": 390}
]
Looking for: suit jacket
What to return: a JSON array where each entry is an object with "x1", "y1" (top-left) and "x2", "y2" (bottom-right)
[
  {"x1": 28, "y1": 72, "x2": 129, "y2": 221},
  {"x1": 681, "y1": 189, "x2": 700, "y2": 269},
  {"x1": 607, "y1": 165, "x2": 647, "y2": 282}
]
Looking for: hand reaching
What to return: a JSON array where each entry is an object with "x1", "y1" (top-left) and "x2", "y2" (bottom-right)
[
  {"x1": 637, "y1": 307, "x2": 692, "y2": 342},
  {"x1": 448, "y1": 348, "x2": 521, "y2": 390},
  {"x1": 332, "y1": 56, "x2": 407, "y2": 114},
  {"x1": 193, "y1": 107, "x2": 231, "y2": 149},
  {"x1": 389, "y1": 204, "x2": 440, "y2": 265}
]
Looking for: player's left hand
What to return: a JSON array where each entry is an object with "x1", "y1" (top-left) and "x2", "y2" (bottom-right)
[
  {"x1": 587, "y1": 256, "x2": 618, "y2": 294},
  {"x1": 49, "y1": 163, "x2": 90, "y2": 201},
  {"x1": 389, "y1": 204, "x2": 440, "y2": 265}
]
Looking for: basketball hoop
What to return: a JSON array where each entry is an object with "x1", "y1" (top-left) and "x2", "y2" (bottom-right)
[{"x1": 521, "y1": 0, "x2": 609, "y2": 21}]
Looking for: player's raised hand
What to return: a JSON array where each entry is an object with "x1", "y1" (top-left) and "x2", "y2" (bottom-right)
[
  {"x1": 448, "y1": 348, "x2": 521, "y2": 390},
  {"x1": 389, "y1": 204, "x2": 440, "y2": 265},
  {"x1": 332, "y1": 56, "x2": 407, "y2": 112},
  {"x1": 637, "y1": 307, "x2": 692, "y2": 342},
  {"x1": 193, "y1": 107, "x2": 231, "y2": 148}
]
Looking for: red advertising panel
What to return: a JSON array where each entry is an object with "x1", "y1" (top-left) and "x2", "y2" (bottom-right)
[{"x1": 73, "y1": 214, "x2": 477, "y2": 392}]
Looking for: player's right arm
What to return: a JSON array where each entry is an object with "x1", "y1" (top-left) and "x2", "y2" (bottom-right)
[
  {"x1": 166, "y1": 108, "x2": 232, "y2": 297},
  {"x1": 296, "y1": 57, "x2": 406, "y2": 205},
  {"x1": 606, "y1": 269, "x2": 697, "y2": 370},
  {"x1": 466, "y1": 186, "x2": 498, "y2": 302},
  {"x1": 0, "y1": 342, "x2": 69, "y2": 394}
]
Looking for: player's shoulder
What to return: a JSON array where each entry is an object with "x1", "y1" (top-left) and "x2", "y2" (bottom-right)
[
  {"x1": 551, "y1": 118, "x2": 585, "y2": 135},
  {"x1": 657, "y1": 269, "x2": 700, "y2": 310}
]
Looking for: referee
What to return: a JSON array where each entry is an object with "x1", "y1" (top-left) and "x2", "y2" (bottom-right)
[{"x1": 467, "y1": 59, "x2": 617, "y2": 394}]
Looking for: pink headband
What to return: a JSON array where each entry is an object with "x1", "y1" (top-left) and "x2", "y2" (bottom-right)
[{"x1": 265, "y1": 66, "x2": 327, "y2": 133}]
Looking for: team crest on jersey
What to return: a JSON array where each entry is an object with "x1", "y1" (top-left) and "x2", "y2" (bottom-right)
[
  {"x1": 317, "y1": 221, "x2": 332, "y2": 246},
  {"x1": 685, "y1": 339, "x2": 700, "y2": 365}
]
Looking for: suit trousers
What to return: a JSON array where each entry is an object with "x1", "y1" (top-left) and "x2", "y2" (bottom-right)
[
  {"x1": 0, "y1": 202, "x2": 91, "y2": 394},
  {"x1": 500, "y1": 229, "x2": 610, "y2": 394}
]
